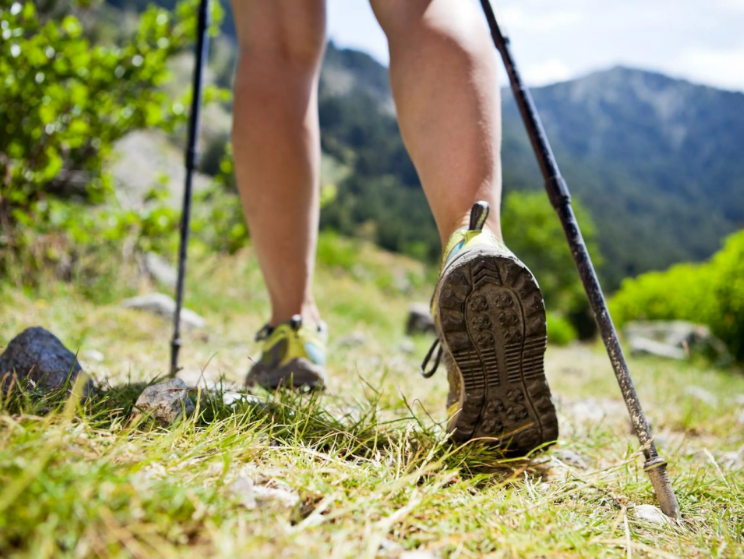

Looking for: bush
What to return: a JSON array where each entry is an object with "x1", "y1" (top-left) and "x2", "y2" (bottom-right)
[
  {"x1": 502, "y1": 191, "x2": 600, "y2": 339},
  {"x1": 0, "y1": 0, "x2": 226, "y2": 282},
  {"x1": 610, "y1": 229, "x2": 744, "y2": 362},
  {"x1": 547, "y1": 312, "x2": 578, "y2": 346}
]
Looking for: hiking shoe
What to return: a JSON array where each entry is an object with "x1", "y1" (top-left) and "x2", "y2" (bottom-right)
[
  {"x1": 246, "y1": 315, "x2": 328, "y2": 390},
  {"x1": 422, "y1": 201, "x2": 558, "y2": 455}
]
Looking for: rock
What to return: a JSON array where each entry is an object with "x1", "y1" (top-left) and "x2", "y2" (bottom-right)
[
  {"x1": 229, "y1": 475, "x2": 299, "y2": 509},
  {"x1": 0, "y1": 327, "x2": 94, "y2": 395},
  {"x1": 719, "y1": 450, "x2": 743, "y2": 470},
  {"x1": 552, "y1": 449, "x2": 589, "y2": 469},
  {"x1": 683, "y1": 386, "x2": 717, "y2": 406},
  {"x1": 406, "y1": 303, "x2": 435, "y2": 336},
  {"x1": 337, "y1": 332, "x2": 367, "y2": 348},
  {"x1": 134, "y1": 378, "x2": 195, "y2": 423},
  {"x1": 566, "y1": 398, "x2": 627, "y2": 424},
  {"x1": 81, "y1": 349, "x2": 105, "y2": 363},
  {"x1": 122, "y1": 293, "x2": 205, "y2": 330},
  {"x1": 143, "y1": 252, "x2": 177, "y2": 288},
  {"x1": 628, "y1": 337, "x2": 686, "y2": 360},
  {"x1": 632, "y1": 504, "x2": 668, "y2": 526},
  {"x1": 625, "y1": 320, "x2": 732, "y2": 363},
  {"x1": 399, "y1": 338, "x2": 415, "y2": 355}
]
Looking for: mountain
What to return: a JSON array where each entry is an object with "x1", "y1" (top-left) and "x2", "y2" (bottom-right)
[
  {"x1": 99, "y1": 0, "x2": 744, "y2": 288},
  {"x1": 317, "y1": 44, "x2": 744, "y2": 288},
  {"x1": 502, "y1": 67, "x2": 744, "y2": 284}
]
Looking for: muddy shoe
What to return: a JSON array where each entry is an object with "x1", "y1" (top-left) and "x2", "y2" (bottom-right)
[
  {"x1": 246, "y1": 315, "x2": 328, "y2": 390},
  {"x1": 421, "y1": 201, "x2": 558, "y2": 455}
]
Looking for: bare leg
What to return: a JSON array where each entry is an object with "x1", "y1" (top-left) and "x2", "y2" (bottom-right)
[
  {"x1": 230, "y1": 0, "x2": 326, "y2": 326},
  {"x1": 371, "y1": 0, "x2": 503, "y2": 244}
]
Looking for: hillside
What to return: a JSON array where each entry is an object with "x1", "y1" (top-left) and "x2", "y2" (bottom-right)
[
  {"x1": 317, "y1": 45, "x2": 744, "y2": 288},
  {"x1": 2, "y1": 241, "x2": 744, "y2": 556},
  {"x1": 503, "y1": 68, "x2": 744, "y2": 283},
  {"x1": 100, "y1": 1, "x2": 743, "y2": 288}
]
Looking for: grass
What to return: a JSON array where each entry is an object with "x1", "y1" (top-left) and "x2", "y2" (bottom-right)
[{"x1": 1, "y1": 241, "x2": 743, "y2": 558}]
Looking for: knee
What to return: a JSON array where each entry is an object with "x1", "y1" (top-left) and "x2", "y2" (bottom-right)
[
  {"x1": 234, "y1": 10, "x2": 325, "y2": 72},
  {"x1": 371, "y1": 0, "x2": 490, "y2": 56},
  {"x1": 238, "y1": 34, "x2": 325, "y2": 73}
]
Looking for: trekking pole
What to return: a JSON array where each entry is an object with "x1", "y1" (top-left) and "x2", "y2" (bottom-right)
[
  {"x1": 478, "y1": 0, "x2": 680, "y2": 519},
  {"x1": 170, "y1": 0, "x2": 211, "y2": 377}
]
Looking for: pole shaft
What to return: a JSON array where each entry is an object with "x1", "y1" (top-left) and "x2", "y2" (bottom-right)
[
  {"x1": 478, "y1": 0, "x2": 679, "y2": 518},
  {"x1": 170, "y1": 0, "x2": 211, "y2": 377}
]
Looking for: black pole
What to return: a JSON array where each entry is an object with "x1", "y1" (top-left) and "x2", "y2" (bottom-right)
[
  {"x1": 170, "y1": 0, "x2": 211, "y2": 377},
  {"x1": 478, "y1": 0, "x2": 680, "y2": 519}
]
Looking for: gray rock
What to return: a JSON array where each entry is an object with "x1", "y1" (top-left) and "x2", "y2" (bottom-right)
[
  {"x1": 683, "y1": 386, "x2": 717, "y2": 406},
  {"x1": 552, "y1": 448, "x2": 589, "y2": 469},
  {"x1": 625, "y1": 320, "x2": 732, "y2": 363},
  {"x1": 229, "y1": 475, "x2": 299, "y2": 509},
  {"x1": 399, "y1": 338, "x2": 415, "y2": 355},
  {"x1": 566, "y1": 398, "x2": 627, "y2": 424},
  {"x1": 406, "y1": 303, "x2": 435, "y2": 336},
  {"x1": 134, "y1": 378, "x2": 195, "y2": 423},
  {"x1": 337, "y1": 332, "x2": 367, "y2": 348},
  {"x1": 628, "y1": 337, "x2": 686, "y2": 360},
  {"x1": 143, "y1": 252, "x2": 177, "y2": 288},
  {"x1": 719, "y1": 450, "x2": 743, "y2": 470},
  {"x1": 81, "y1": 349, "x2": 105, "y2": 363},
  {"x1": 122, "y1": 293, "x2": 205, "y2": 330},
  {"x1": 0, "y1": 327, "x2": 94, "y2": 395},
  {"x1": 632, "y1": 504, "x2": 668, "y2": 526}
]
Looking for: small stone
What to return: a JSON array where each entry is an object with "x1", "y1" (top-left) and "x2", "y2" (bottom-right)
[
  {"x1": 337, "y1": 332, "x2": 367, "y2": 348},
  {"x1": 399, "y1": 338, "x2": 415, "y2": 354},
  {"x1": 628, "y1": 337, "x2": 686, "y2": 360},
  {"x1": 719, "y1": 451, "x2": 743, "y2": 470},
  {"x1": 82, "y1": 349, "x2": 105, "y2": 363},
  {"x1": 567, "y1": 398, "x2": 626, "y2": 424},
  {"x1": 0, "y1": 327, "x2": 94, "y2": 396},
  {"x1": 143, "y1": 252, "x2": 177, "y2": 287},
  {"x1": 552, "y1": 448, "x2": 589, "y2": 469},
  {"x1": 406, "y1": 303, "x2": 435, "y2": 336},
  {"x1": 229, "y1": 475, "x2": 299, "y2": 509},
  {"x1": 134, "y1": 378, "x2": 195, "y2": 423},
  {"x1": 683, "y1": 386, "x2": 717, "y2": 406},
  {"x1": 122, "y1": 293, "x2": 205, "y2": 331},
  {"x1": 632, "y1": 504, "x2": 668, "y2": 526},
  {"x1": 229, "y1": 476, "x2": 257, "y2": 509}
]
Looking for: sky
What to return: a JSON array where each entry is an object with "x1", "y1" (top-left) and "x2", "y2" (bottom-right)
[{"x1": 327, "y1": 0, "x2": 744, "y2": 92}]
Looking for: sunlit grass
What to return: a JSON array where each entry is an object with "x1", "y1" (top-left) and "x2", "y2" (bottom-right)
[{"x1": 1, "y1": 245, "x2": 743, "y2": 557}]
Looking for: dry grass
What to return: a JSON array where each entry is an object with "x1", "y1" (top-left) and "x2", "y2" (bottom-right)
[{"x1": 1, "y1": 243, "x2": 742, "y2": 558}]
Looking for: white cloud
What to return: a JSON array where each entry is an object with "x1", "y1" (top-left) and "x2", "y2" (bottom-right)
[
  {"x1": 523, "y1": 59, "x2": 573, "y2": 86},
  {"x1": 678, "y1": 44, "x2": 744, "y2": 90},
  {"x1": 499, "y1": 5, "x2": 583, "y2": 33}
]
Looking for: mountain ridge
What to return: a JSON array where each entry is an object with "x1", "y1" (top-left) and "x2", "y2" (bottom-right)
[{"x1": 319, "y1": 44, "x2": 744, "y2": 287}]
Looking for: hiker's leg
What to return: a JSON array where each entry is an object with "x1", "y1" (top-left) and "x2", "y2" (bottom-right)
[
  {"x1": 231, "y1": 0, "x2": 326, "y2": 326},
  {"x1": 371, "y1": 0, "x2": 502, "y2": 243}
]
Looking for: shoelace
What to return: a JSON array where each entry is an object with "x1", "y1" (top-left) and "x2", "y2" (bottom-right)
[{"x1": 420, "y1": 337, "x2": 443, "y2": 378}]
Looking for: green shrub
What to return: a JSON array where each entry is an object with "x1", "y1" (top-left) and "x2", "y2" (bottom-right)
[
  {"x1": 547, "y1": 311, "x2": 578, "y2": 346},
  {"x1": 610, "y1": 229, "x2": 744, "y2": 362},
  {"x1": 0, "y1": 0, "x2": 225, "y2": 282}
]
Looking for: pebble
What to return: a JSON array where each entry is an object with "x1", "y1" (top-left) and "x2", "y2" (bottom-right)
[
  {"x1": 632, "y1": 504, "x2": 668, "y2": 526},
  {"x1": 134, "y1": 378, "x2": 195, "y2": 424},
  {"x1": 683, "y1": 386, "x2": 717, "y2": 406}
]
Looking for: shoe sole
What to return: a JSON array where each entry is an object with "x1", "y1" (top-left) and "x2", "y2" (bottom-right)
[{"x1": 437, "y1": 250, "x2": 558, "y2": 455}]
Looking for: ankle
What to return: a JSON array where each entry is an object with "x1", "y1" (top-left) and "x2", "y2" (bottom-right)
[{"x1": 269, "y1": 301, "x2": 322, "y2": 328}]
